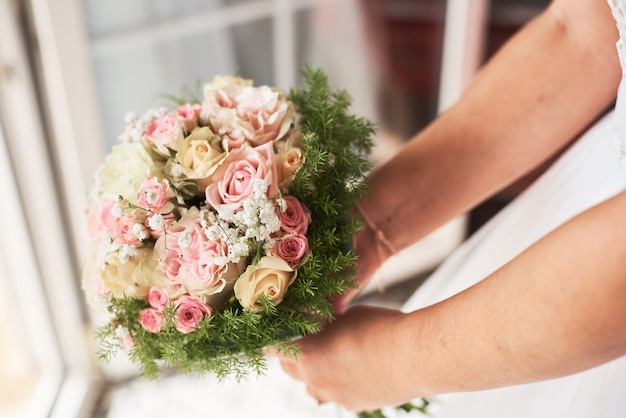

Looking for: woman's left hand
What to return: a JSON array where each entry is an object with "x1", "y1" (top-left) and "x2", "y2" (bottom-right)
[{"x1": 267, "y1": 305, "x2": 417, "y2": 412}]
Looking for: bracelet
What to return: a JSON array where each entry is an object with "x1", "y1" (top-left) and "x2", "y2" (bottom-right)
[{"x1": 355, "y1": 200, "x2": 398, "y2": 257}]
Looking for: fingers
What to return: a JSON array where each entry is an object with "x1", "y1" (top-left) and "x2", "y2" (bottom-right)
[
  {"x1": 264, "y1": 345, "x2": 302, "y2": 380},
  {"x1": 266, "y1": 343, "x2": 327, "y2": 405},
  {"x1": 262, "y1": 346, "x2": 278, "y2": 357},
  {"x1": 331, "y1": 290, "x2": 354, "y2": 313},
  {"x1": 306, "y1": 386, "x2": 328, "y2": 405}
]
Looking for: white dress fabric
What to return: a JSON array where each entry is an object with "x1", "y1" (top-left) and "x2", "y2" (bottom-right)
[{"x1": 399, "y1": 1, "x2": 626, "y2": 417}]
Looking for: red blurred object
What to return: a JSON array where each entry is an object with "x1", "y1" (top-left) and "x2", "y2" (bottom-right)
[{"x1": 359, "y1": 0, "x2": 446, "y2": 95}]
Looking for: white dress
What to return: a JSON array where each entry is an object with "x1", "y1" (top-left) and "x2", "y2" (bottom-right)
[
  {"x1": 398, "y1": 1, "x2": 626, "y2": 417},
  {"x1": 105, "y1": 3, "x2": 626, "y2": 418}
]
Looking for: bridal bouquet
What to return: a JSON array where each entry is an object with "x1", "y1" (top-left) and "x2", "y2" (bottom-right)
[{"x1": 82, "y1": 67, "x2": 375, "y2": 379}]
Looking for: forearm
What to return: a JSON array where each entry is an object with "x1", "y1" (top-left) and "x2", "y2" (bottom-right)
[
  {"x1": 391, "y1": 190, "x2": 626, "y2": 396},
  {"x1": 357, "y1": 1, "x2": 620, "y2": 262},
  {"x1": 276, "y1": 192, "x2": 626, "y2": 409}
]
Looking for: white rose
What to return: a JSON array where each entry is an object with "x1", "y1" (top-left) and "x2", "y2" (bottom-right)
[
  {"x1": 234, "y1": 256, "x2": 297, "y2": 311},
  {"x1": 97, "y1": 143, "x2": 162, "y2": 204}
]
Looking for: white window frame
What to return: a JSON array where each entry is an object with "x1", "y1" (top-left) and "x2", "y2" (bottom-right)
[{"x1": 0, "y1": 0, "x2": 101, "y2": 417}]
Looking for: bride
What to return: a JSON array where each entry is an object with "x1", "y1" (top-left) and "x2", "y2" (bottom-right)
[{"x1": 272, "y1": 0, "x2": 626, "y2": 416}]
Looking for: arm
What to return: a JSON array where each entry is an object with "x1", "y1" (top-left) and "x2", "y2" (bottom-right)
[
  {"x1": 273, "y1": 0, "x2": 626, "y2": 411},
  {"x1": 280, "y1": 189, "x2": 626, "y2": 411},
  {"x1": 350, "y1": 0, "x2": 621, "y2": 299}
]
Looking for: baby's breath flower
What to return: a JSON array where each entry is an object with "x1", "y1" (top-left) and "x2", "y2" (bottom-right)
[
  {"x1": 178, "y1": 231, "x2": 192, "y2": 248},
  {"x1": 207, "y1": 211, "x2": 218, "y2": 223},
  {"x1": 148, "y1": 214, "x2": 165, "y2": 230},
  {"x1": 143, "y1": 189, "x2": 158, "y2": 205},
  {"x1": 253, "y1": 178, "x2": 268, "y2": 196},
  {"x1": 115, "y1": 325, "x2": 130, "y2": 339},
  {"x1": 119, "y1": 245, "x2": 137, "y2": 263},
  {"x1": 239, "y1": 203, "x2": 257, "y2": 227},
  {"x1": 111, "y1": 204, "x2": 123, "y2": 219},
  {"x1": 218, "y1": 208, "x2": 235, "y2": 223},
  {"x1": 124, "y1": 112, "x2": 138, "y2": 124},
  {"x1": 214, "y1": 255, "x2": 229, "y2": 267},
  {"x1": 204, "y1": 225, "x2": 221, "y2": 241},
  {"x1": 229, "y1": 241, "x2": 249, "y2": 261},
  {"x1": 277, "y1": 197, "x2": 287, "y2": 212},
  {"x1": 102, "y1": 233, "x2": 113, "y2": 245},
  {"x1": 263, "y1": 239, "x2": 277, "y2": 252},
  {"x1": 132, "y1": 223, "x2": 148, "y2": 241},
  {"x1": 260, "y1": 203, "x2": 281, "y2": 233}
]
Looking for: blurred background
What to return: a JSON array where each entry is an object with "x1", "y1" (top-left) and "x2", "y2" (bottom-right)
[{"x1": 0, "y1": 0, "x2": 548, "y2": 416}]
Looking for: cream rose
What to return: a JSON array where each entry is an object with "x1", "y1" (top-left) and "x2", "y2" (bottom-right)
[
  {"x1": 100, "y1": 247, "x2": 157, "y2": 299},
  {"x1": 170, "y1": 127, "x2": 227, "y2": 190},
  {"x1": 275, "y1": 131, "x2": 304, "y2": 190},
  {"x1": 234, "y1": 256, "x2": 296, "y2": 311},
  {"x1": 97, "y1": 143, "x2": 162, "y2": 204}
]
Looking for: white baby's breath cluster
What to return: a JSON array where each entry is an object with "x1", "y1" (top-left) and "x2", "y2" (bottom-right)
[{"x1": 204, "y1": 178, "x2": 283, "y2": 265}]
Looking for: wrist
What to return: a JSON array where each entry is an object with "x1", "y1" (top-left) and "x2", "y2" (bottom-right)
[{"x1": 353, "y1": 223, "x2": 392, "y2": 284}]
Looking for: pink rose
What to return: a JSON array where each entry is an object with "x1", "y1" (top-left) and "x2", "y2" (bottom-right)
[
  {"x1": 181, "y1": 238, "x2": 226, "y2": 293},
  {"x1": 147, "y1": 287, "x2": 169, "y2": 310},
  {"x1": 145, "y1": 114, "x2": 183, "y2": 149},
  {"x1": 176, "y1": 103, "x2": 202, "y2": 133},
  {"x1": 202, "y1": 77, "x2": 295, "y2": 148},
  {"x1": 233, "y1": 85, "x2": 295, "y2": 145},
  {"x1": 121, "y1": 335, "x2": 135, "y2": 350},
  {"x1": 138, "y1": 308, "x2": 165, "y2": 333},
  {"x1": 137, "y1": 177, "x2": 175, "y2": 214},
  {"x1": 175, "y1": 296, "x2": 212, "y2": 333},
  {"x1": 206, "y1": 142, "x2": 278, "y2": 213},
  {"x1": 271, "y1": 233, "x2": 309, "y2": 268},
  {"x1": 111, "y1": 213, "x2": 143, "y2": 246},
  {"x1": 154, "y1": 208, "x2": 229, "y2": 297},
  {"x1": 279, "y1": 195, "x2": 311, "y2": 235},
  {"x1": 86, "y1": 199, "x2": 115, "y2": 241}
]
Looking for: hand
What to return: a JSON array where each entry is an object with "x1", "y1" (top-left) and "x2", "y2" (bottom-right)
[{"x1": 268, "y1": 305, "x2": 416, "y2": 412}]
